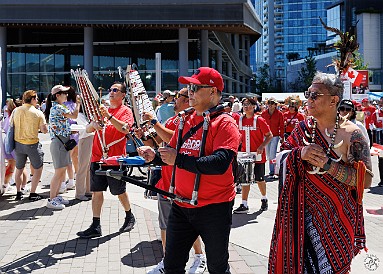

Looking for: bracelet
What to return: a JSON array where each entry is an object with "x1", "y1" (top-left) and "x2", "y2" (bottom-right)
[{"x1": 108, "y1": 114, "x2": 113, "y2": 120}]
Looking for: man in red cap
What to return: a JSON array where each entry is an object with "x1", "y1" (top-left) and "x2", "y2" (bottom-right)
[
  {"x1": 139, "y1": 67, "x2": 240, "y2": 273},
  {"x1": 362, "y1": 98, "x2": 375, "y2": 147}
]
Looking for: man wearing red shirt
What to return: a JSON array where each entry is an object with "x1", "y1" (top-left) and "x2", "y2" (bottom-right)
[
  {"x1": 140, "y1": 67, "x2": 240, "y2": 273},
  {"x1": 77, "y1": 82, "x2": 136, "y2": 238},
  {"x1": 261, "y1": 97, "x2": 284, "y2": 177},
  {"x1": 141, "y1": 88, "x2": 207, "y2": 274},
  {"x1": 362, "y1": 98, "x2": 376, "y2": 147},
  {"x1": 234, "y1": 97, "x2": 273, "y2": 213},
  {"x1": 283, "y1": 100, "x2": 305, "y2": 139}
]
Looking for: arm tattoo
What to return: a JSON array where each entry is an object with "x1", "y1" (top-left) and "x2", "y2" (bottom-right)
[{"x1": 327, "y1": 129, "x2": 373, "y2": 186}]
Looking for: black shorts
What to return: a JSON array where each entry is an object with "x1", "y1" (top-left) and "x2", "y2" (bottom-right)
[
  {"x1": 90, "y1": 162, "x2": 126, "y2": 195},
  {"x1": 253, "y1": 162, "x2": 265, "y2": 182}
]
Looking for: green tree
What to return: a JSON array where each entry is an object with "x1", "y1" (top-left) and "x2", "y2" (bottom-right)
[
  {"x1": 297, "y1": 56, "x2": 317, "y2": 91},
  {"x1": 352, "y1": 52, "x2": 369, "y2": 70},
  {"x1": 255, "y1": 64, "x2": 272, "y2": 94}
]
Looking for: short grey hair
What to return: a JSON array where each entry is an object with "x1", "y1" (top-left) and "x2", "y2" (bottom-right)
[{"x1": 312, "y1": 72, "x2": 344, "y2": 101}]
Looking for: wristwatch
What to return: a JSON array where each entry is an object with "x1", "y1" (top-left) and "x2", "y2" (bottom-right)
[
  {"x1": 322, "y1": 158, "x2": 332, "y2": 171},
  {"x1": 150, "y1": 119, "x2": 158, "y2": 126}
]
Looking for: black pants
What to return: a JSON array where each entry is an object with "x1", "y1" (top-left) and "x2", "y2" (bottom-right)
[
  {"x1": 164, "y1": 201, "x2": 233, "y2": 274},
  {"x1": 367, "y1": 129, "x2": 373, "y2": 148}
]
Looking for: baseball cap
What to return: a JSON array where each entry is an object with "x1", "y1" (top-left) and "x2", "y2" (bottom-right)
[
  {"x1": 361, "y1": 98, "x2": 369, "y2": 103},
  {"x1": 267, "y1": 97, "x2": 278, "y2": 104},
  {"x1": 178, "y1": 67, "x2": 224, "y2": 92},
  {"x1": 51, "y1": 85, "x2": 70, "y2": 95},
  {"x1": 339, "y1": 99, "x2": 355, "y2": 111},
  {"x1": 163, "y1": 90, "x2": 176, "y2": 98}
]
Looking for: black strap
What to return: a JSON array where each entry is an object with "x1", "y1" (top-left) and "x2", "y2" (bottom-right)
[
  {"x1": 180, "y1": 111, "x2": 225, "y2": 147},
  {"x1": 53, "y1": 132, "x2": 66, "y2": 145}
]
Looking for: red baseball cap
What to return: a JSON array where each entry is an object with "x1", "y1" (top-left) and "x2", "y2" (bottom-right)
[
  {"x1": 178, "y1": 67, "x2": 224, "y2": 92},
  {"x1": 361, "y1": 98, "x2": 369, "y2": 103}
]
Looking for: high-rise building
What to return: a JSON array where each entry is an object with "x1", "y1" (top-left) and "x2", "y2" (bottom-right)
[{"x1": 252, "y1": 0, "x2": 333, "y2": 91}]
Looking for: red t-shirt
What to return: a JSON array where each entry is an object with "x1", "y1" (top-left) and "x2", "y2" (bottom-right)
[
  {"x1": 372, "y1": 110, "x2": 383, "y2": 128},
  {"x1": 261, "y1": 109, "x2": 284, "y2": 138},
  {"x1": 238, "y1": 115, "x2": 271, "y2": 163},
  {"x1": 363, "y1": 105, "x2": 376, "y2": 126},
  {"x1": 169, "y1": 112, "x2": 240, "y2": 208},
  {"x1": 283, "y1": 111, "x2": 305, "y2": 133},
  {"x1": 91, "y1": 105, "x2": 134, "y2": 162},
  {"x1": 156, "y1": 115, "x2": 178, "y2": 192}
]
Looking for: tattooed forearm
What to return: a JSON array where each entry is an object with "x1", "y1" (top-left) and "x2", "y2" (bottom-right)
[
  {"x1": 348, "y1": 129, "x2": 373, "y2": 172},
  {"x1": 327, "y1": 162, "x2": 356, "y2": 186}
]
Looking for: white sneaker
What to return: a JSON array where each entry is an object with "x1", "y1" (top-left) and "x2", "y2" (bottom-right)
[
  {"x1": 9, "y1": 178, "x2": 15, "y2": 186},
  {"x1": 147, "y1": 259, "x2": 165, "y2": 274},
  {"x1": 21, "y1": 184, "x2": 31, "y2": 194},
  {"x1": 66, "y1": 181, "x2": 75, "y2": 190},
  {"x1": 46, "y1": 199, "x2": 65, "y2": 210},
  {"x1": 59, "y1": 182, "x2": 67, "y2": 194},
  {"x1": 53, "y1": 196, "x2": 69, "y2": 205},
  {"x1": 2, "y1": 184, "x2": 11, "y2": 194},
  {"x1": 189, "y1": 254, "x2": 206, "y2": 274}
]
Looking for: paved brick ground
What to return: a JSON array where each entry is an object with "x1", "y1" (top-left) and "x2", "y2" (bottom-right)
[{"x1": 1, "y1": 133, "x2": 382, "y2": 273}]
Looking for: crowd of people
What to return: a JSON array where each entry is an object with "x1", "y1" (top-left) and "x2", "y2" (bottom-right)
[{"x1": 0, "y1": 66, "x2": 377, "y2": 273}]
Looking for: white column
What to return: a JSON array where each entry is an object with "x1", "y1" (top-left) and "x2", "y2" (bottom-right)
[
  {"x1": 155, "y1": 53, "x2": 162, "y2": 95},
  {"x1": 179, "y1": 28, "x2": 188, "y2": 86},
  {"x1": 0, "y1": 27, "x2": 6, "y2": 103},
  {"x1": 201, "y1": 30, "x2": 209, "y2": 67},
  {"x1": 84, "y1": 27, "x2": 93, "y2": 81}
]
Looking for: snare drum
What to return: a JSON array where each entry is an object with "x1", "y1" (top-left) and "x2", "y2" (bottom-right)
[
  {"x1": 237, "y1": 152, "x2": 258, "y2": 185},
  {"x1": 144, "y1": 166, "x2": 162, "y2": 199},
  {"x1": 372, "y1": 128, "x2": 383, "y2": 145}
]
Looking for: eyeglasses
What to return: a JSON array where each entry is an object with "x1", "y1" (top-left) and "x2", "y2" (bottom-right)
[
  {"x1": 243, "y1": 103, "x2": 254, "y2": 107},
  {"x1": 187, "y1": 84, "x2": 212, "y2": 93},
  {"x1": 107, "y1": 88, "x2": 121, "y2": 93},
  {"x1": 339, "y1": 106, "x2": 353, "y2": 112},
  {"x1": 175, "y1": 93, "x2": 189, "y2": 99},
  {"x1": 304, "y1": 90, "x2": 333, "y2": 100}
]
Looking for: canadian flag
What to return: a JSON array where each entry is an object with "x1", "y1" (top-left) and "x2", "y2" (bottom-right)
[{"x1": 343, "y1": 67, "x2": 363, "y2": 86}]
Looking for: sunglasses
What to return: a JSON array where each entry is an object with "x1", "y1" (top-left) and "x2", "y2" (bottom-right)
[
  {"x1": 304, "y1": 90, "x2": 333, "y2": 100},
  {"x1": 175, "y1": 93, "x2": 189, "y2": 99},
  {"x1": 187, "y1": 84, "x2": 212, "y2": 93},
  {"x1": 107, "y1": 88, "x2": 121, "y2": 93},
  {"x1": 243, "y1": 103, "x2": 254, "y2": 107},
  {"x1": 339, "y1": 106, "x2": 353, "y2": 112}
]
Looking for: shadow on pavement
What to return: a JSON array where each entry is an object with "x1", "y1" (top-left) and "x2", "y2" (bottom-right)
[
  {"x1": 231, "y1": 210, "x2": 263, "y2": 229},
  {"x1": 0, "y1": 199, "x2": 82, "y2": 221},
  {"x1": 0, "y1": 232, "x2": 120, "y2": 273},
  {"x1": 367, "y1": 186, "x2": 383, "y2": 195},
  {"x1": 121, "y1": 240, "x2": 163, "y2": 268}
]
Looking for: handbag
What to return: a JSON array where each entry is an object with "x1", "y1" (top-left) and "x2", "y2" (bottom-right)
[{"x1": 54, "y1": 133, "x2": 77, "y2": 151}]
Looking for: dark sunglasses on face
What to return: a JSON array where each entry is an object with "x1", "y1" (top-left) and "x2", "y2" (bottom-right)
[
  {"x1": 339, "y1": 106, "x2": 353, "y2": 112},
  {"x1": 108, "y1": 88, "x2": 121, "y2": 93},
  {"x1": 187, "y1": 84, "x2": 212, "y2": 93},
  {"x1": 304, "y1": 90, "x2": 332, "y2": 100},
  {"x1": 175, "y1": 93, "x2": 189, "y2": 99}
]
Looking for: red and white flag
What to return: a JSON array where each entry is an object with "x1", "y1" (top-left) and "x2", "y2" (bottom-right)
[{"x1": 343, "y1": 67, "x2": 363, "y2": 86}]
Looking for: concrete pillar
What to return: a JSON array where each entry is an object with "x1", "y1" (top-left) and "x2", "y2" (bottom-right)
[
  {"x1": 216, "y1": 50, "x2": 222, "y2": 73},
  {"x1": 236, "y1": 72, "x2": 240, "y2": 94},
  {"x1": 0, "y1": 27, "x2": 6, "y2": 104},
  {"x1": 84, "y1": 27, "x2": 94, "y2": 81},
  {"x1": 201, "y1": 30, "x2": 209, "y2": 67},
  {"x1": 178, "y1": 28, "x2": 188, "y2": 86},
  {"x1": 234, "y1": 34, "x2": 239, "y2": 51},
  {"x1": 227, "y1": 62, "x2": 233, "y2": 94}
]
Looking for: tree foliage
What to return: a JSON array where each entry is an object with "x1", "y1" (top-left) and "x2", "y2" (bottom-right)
[
  {"x1": 255, "y1": 64, "x2": 273, "y2": 94},
  {"x1": 289, "y1": 56, "x2": 317, "y2": 92}
]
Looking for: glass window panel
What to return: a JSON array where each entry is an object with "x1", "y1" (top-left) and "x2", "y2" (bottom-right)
[
  {"x1": 11, "y1": 52, "x2": 25, "y2": 73},
  {"x1": 99, "y1": 56, "x2": 114, "y2": 71},
  {"x1": 40, "y1": 74, "x2": 54, "y2": 95},
  {"x1": 55, "y1": 54, "x2": 65, "y2": 72},
  {"x1": 93, "y1": 56, "x2": 99, "y2": 72},
  {"x1": 11, "y1": 74, "x2": 26, "y2": 98},
  {"x1": 40, "y1": 54, "x2": 55, "y2": 73},
  {"x1": 54, "y1": 73, "x2": 65, "y2": 86},
  {"x1": 71, "y1": 55, "x2": 84, "y2": 70},
  {"x1": 115, "y1": 57, "x2": 131, "y2": 72},
  {"x1": 162, "y1": 72, "x2": 178, "y2": 91},
  {"x1": 26, "y1": 74, "x2": 40, "y2": 92},
  {"x1": 141, "y1": 72, "x2": 156, "y2": 92},
  {"x1": 26, "y1": 53, "x2": 40, "y2": 72},
  {"x1": 6, "y1": 52, "x2": 11, "y2": 71},
  {"x1": 145, "y1": 58, "x2": 155, "y2": 70},
  {"x1": 94, "y1": 72, "x2": 115, "y2": 92}
]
